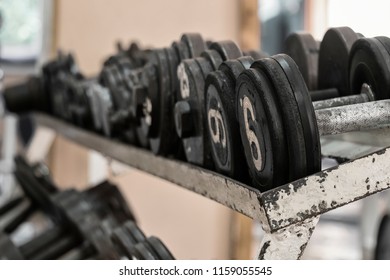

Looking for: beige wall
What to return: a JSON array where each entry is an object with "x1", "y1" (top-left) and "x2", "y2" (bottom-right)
[
  {"x1": 56, "y1": 0, "x2": 240, "y2": 75},
  {"x1": 53, "y1": 0, "x2": 244, "y2": 259}
]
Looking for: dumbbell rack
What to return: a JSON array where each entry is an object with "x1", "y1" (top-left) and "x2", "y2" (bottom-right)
[{"x1": 30, "y1": 112, "x2": 390, "y2": 260}]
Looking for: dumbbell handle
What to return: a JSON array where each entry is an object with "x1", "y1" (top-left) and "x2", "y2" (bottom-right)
[
  {"x1": 312, "y1": 83, "x2": 375, "y2": 110},
  {"x1": 316, "y1": 100, "x2": 390, "y2": 136}
]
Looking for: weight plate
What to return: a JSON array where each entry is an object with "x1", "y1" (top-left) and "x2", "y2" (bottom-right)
[
  {"x1": 285, "y1": 32, "x2": 319, "y2": 90},
  {"x1": 252, "y1": 58, "x2": 307, "y2": 181},
  {"x1": 318, "y1": 27, "x2": 359, "y2": 95},
  {"x1": 349, "y1": 37, "x2": 390, "y2": 100},
  {"x1": 149, "y1": 48, "x2": 180, "y2": 155},
  {"x1": 205, "y1": 67, "x2": 248, "y2": 181},
  {"x1": 201, "y1": 50, "x2": 224, "y2": 70},
  {"x1": 273, "y1": 54, "x2": 321, "y2": 176},
  {"x1": 172, "y1": 41, "x2": 190, "y2": 61},
  {"x1": 210, "y1": 41, "x2": 243, "y2": 61},
  {"x1": 175, "y1": 59, "x2": 213, "y2": 167},
  {"x1": 375, "y1": 214, "x2": 390, "y2": 259},
  {"x1": 181, "y1": 33, "x2": 207, "y2": 58},
  {"x1": 236, "y1": 68, "x2": 288, "y2": 190},
  {"x1": 146, "y1": 237, "x2": 175, "y2": 260}
]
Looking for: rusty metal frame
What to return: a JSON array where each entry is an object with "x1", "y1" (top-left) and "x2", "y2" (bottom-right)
[{"x1": 32, "y1": 113, "x2": 390, "y2": 259}]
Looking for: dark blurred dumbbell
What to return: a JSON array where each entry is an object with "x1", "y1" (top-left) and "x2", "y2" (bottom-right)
[
  {"x1": 236, "y1": 35, "x2": 390, "y2": 191},
  {"x1": 129, "y1": 34, "x2": 208, "y2": 155},
  {"x1": 285, "y1": 27, "x2": 363, "y2": 101}
]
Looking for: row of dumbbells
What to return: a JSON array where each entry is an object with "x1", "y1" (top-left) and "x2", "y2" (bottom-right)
[
  {"x1": 4, "y1": 27, "x2": 390, "y2": 192},
  {"x1": 0, "y1": 157, "x2": 174, "y2": 260}
]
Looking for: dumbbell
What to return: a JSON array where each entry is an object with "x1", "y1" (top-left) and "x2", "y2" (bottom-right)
[
  {"x1": 2, "y1": 52, "x2": 81, "y2": 116},
  {"x1": 285, "y1": 27, "x2": 362, "y2": 100},
  {"x1": 236, "y1": 38, "x2": 390, "y2": 191},
  {"x1": 205, "y1": 56, "x2": 258, "y2": 180},
  {"x1": 306, "y1": 36, "x2": 390, "y2": 110},
  {"x1": 130, "y1": 33, "x2": 208, "y2": 155},
  {"x1": 174, "y1": 41, "x2": 244, "y2": 167},
  {"x1": 98, "y1": 47, "x2": 145, "y2": 141}
]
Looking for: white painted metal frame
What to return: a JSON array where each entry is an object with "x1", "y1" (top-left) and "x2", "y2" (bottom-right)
[{"x1": 31, "y1": 113, "x2": 390, "y2": 259}]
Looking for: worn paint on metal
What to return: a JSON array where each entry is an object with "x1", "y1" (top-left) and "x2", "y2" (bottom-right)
[
  {"x1": 262, "y1": 147, "x2": 390, "y2": 232},
  {"x1": 258, "y1": 216, "x2": 319, "y2": 260},
  {"x1": 316, "y1": 100, "x2": 390, "y2": 136}
]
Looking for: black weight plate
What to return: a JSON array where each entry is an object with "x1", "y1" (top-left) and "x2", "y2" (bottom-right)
[
  {"x1": 181, "y1": 33, "x2": 207, "y2": 58},
  {"x1": 206, "y1": 67, "x2": 249, "y2": 181},
  {"x1": 172, "y1": 41, "x2": 190, "y2": 61},
  {"x1": 210, "y1": 41, "x2": 243, "y2": 61},
  {"x1": 149, "y1": 48, "x2": 180, "y2": 155},
  {"x1": 166, "y1": 46, "x2": 180, "y2": 93},
  {"x1": 176, "y1": 59, "x2": 213, "y2": 167},
  {"x1": 236, "y1": 68, "x2": 288, "y2": 190},
  {"x1": 123, "y1": 221, "x2": 146, "y2": 243},
  {"x1": 273, "y1": 54, "x2": 321, "y2": 176},
  {"x1": 349, "y1": 37, "x2": 390, "y2": 100},
  {"x1": 146, "y1": 237, "x2": 175, "y2": 260},
  {"x1": 318, "y1": 27, "x2": 359, "y2": 95},
  {"x1": 252, "y1": 58, "x2": 307, "y2": 181},
  {"x1": 195, "y1": 57, "x2": 214, "y2": 80},
  {"x1": 201, "y1": 50, "x2": 224, "y2": 70},
  {"x1": 285, "y1": 32, "x2": 319, "y2": 91},
  {"x1": 219, "y1": 57, "x2": 254, "y2": 81},
  {"x1": 219, "y1": 58, "x2": 253, "y2": 123},
  {"x1": 375, "y1": 214, "x2": 390, "y2": 259}
]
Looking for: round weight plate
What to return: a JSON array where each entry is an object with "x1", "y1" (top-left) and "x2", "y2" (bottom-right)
[
  {"x1": 318, "y1": 27, "x2": 359, "y2": 95},
  {"x1": 205, "y1": 71, "x2": 236, "y2": 177},
  {"x1": 210, "y1": 41, "x2": 243, "y2": 61},
  {"x1": 206, "y1": 65, "x2": 249, "y2": 181},
  {"x1": 149, "y1": 48, "x2": 180, "y2": 155},
  {"x1": 273, "y1": 54, "x2": 321, "y2": 176},
  {"x1": 195, "y1": 57, "x2": 214, "y2": 81},
  {"x1": 176, "y1": 59, "x2": 213, "y2": 167},
  {"x1": 236, "y1": 68, "x2": 288, "y2": 190},
  {"x1": 375, "y1": 214, "x2": 390, "y2": 259},
  {"x1": 146, "y1": 237, "x2": 175, "y2": 260},
  {"x1": 172, "y1": 41, "x2": 190, "y2": 61},
  {"x1": 285, "y1": 32, "x2": 319, "y2": 91},
  {"x1": 201, "y1": 50, "x2": 224, "y2": 70},
  {"x1": 252, "y1": 58, "x2": 307, "y2": 181},
  {"x1": 181, "y1": 33, "x2": 207, "y2": 58},
  {"x1": 349, "y1": 37, "x2": 390, "y2": 100}
]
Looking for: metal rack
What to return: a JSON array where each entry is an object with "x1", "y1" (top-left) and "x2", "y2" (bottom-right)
[{"x1": 32, "y1": 113, "x2": 390, "y2": 260}]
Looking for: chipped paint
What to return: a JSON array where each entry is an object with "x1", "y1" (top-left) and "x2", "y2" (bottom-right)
[
  {"x1": 262, "y1": 147, "x2": 390, "y2": 231},
  {"x1": 316, "y1": 100, "x2": 390, "y2": 136},
  {"x1": 258, "y1": 216, "x2": 319, "y2": 260}
]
